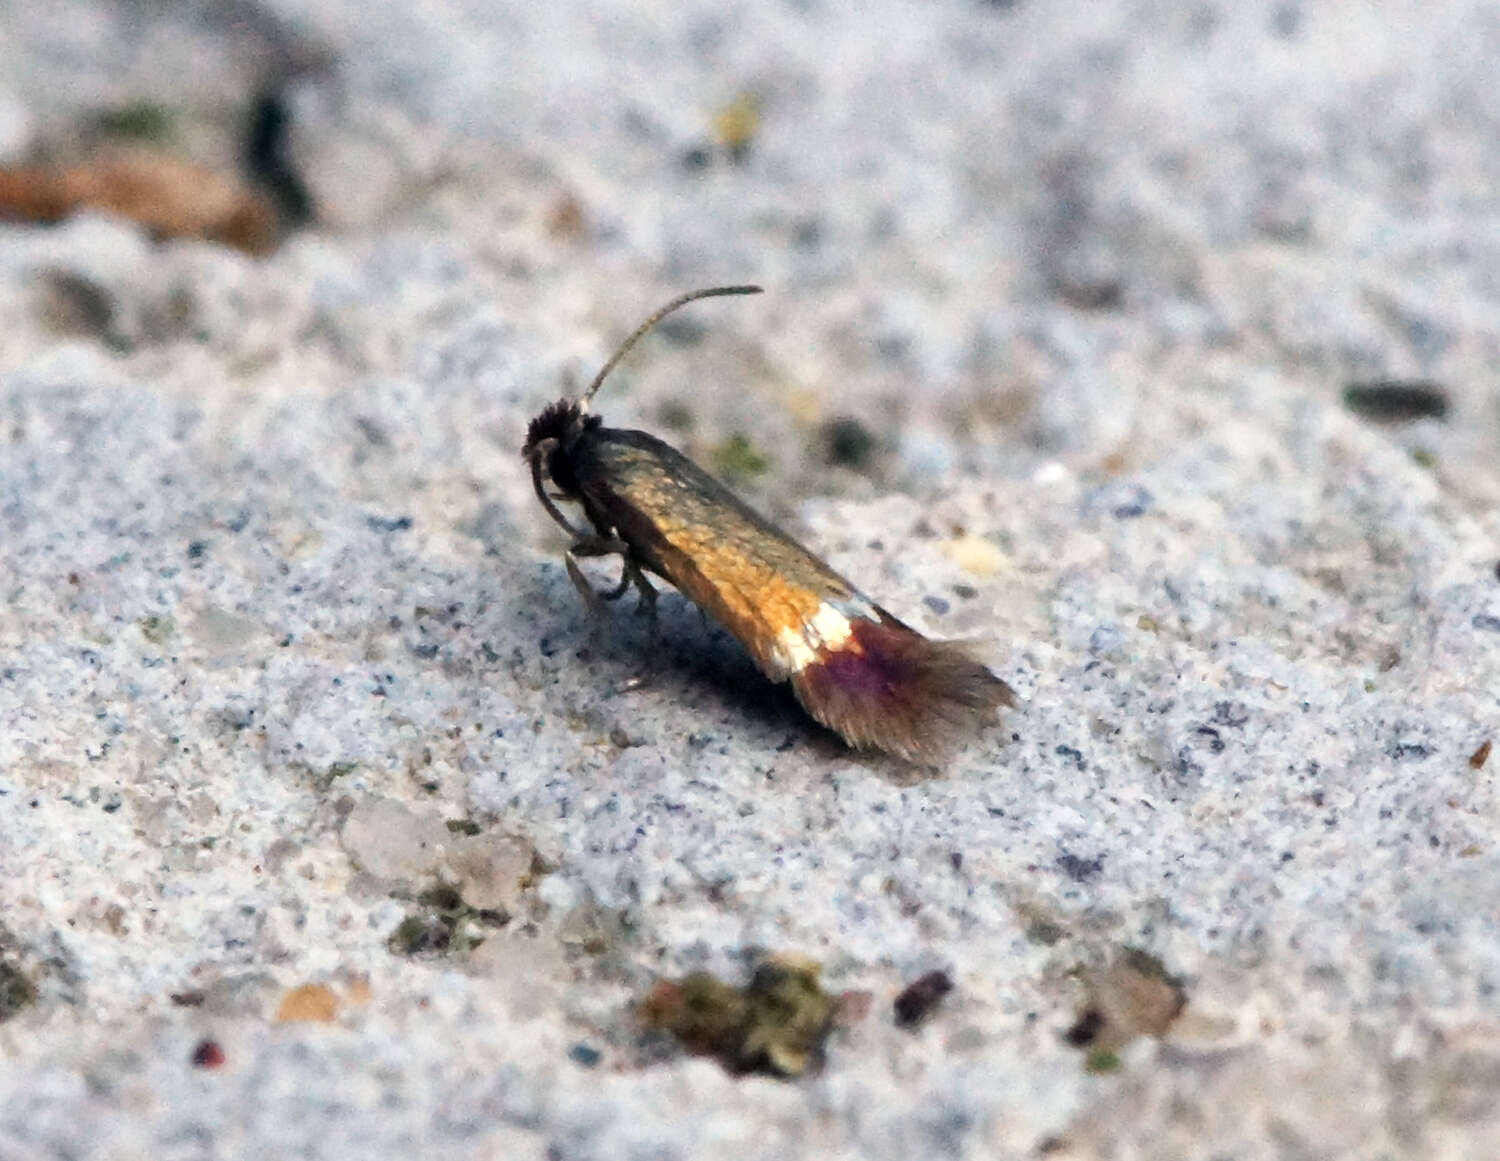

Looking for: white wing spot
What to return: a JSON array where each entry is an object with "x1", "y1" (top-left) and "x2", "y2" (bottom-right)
[{"x1": 772, "y1": 602, "x2": 854, "y2": 675}]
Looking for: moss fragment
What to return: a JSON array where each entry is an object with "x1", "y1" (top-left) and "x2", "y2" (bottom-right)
[
  {"x1": 1085, "y1": 1048, "x2": 1121, "y2": 1074},
  {"x1": 638, "y1": 954, "x2": 837, "y2": 1078},
  {"x1": 386, "y1": 885, "x2": 507, "y2": 958},
  {"x1": 0, "y1": 960, "x2": 36, "y2": 1022},
  {"x1": 92, "y1": 102, "x2": 175, "y2": 142},
  {"x1": 710, "y1": 433, "x2": 769, "y2": 482},
  {"x1": 138, "y1": 614, "x2": 175, "y2": 645}
]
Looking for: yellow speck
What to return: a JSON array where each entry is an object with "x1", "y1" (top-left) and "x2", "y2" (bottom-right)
[
  {"x1": 782, "y1": 387, "x2": 822, "y2": 425},
  {"x1": 712, "y1": 92, "x2": 761, "y2": 156},
  {"x1": 941, "y1": 534, "x2": 1006, "y2": 577}
]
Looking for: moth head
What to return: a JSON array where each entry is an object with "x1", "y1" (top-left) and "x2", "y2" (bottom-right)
[
  {"x1": 522, "y1": 284, "x2": 762, "y2": 497},
  {"x1": 522, "y1": 398, "x2": 598, "y2": 497}
]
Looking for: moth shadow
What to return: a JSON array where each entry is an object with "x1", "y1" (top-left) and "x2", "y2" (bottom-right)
[
  {"x1": 572, "y1": 588, "x2": 938, "y2": 782},
  {"x1": 584, "y1": 591, "x2": 816, "y2": 736}
]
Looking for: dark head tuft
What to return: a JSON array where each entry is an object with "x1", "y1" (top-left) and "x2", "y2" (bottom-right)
[{"x1": 522, "y1": 399, "x2": 595, "y2": 460}]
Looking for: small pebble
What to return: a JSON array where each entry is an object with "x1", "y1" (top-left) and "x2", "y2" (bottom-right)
[{"x1": 893, "y1": 970, "x2": 954, "y2": 1028}]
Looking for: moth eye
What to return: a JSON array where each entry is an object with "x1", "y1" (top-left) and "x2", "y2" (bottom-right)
[{"x1": 548, "y1": 445, "x2": 581, "y2": 495}]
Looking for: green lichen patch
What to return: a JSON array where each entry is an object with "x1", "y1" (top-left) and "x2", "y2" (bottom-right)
[
  {"x1": 638, "y1": 954, "x2": 837, "y2": 1078},
  {"x1": 386, "y1": 885, "x2": 508, "y2": 958},
  {"x1": 0, "y1": 960, "x2": 37, "y2": 1022},
  {"x1": 710, "y1": 433, "x2": 769, "y2": 482}
]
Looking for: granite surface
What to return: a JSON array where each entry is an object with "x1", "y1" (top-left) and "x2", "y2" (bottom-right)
[{"x1": 1, "y1": 2, "x2": 1498, "y2": 1158}]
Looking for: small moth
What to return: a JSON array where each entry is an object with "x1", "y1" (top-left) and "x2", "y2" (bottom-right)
[{"x1": 522, "y1": 286, "x2": 1014, "y2": 762}]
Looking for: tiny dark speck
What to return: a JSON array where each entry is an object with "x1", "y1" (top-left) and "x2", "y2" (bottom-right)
[
  {"x1": 923, "y1": 595, "x2": 950, "y2": 616},
  {"x1": 567, "y1": 1042, "x2": 601, "y2": 1068},
  {"x1": 821, "y1": 415, "x2": 878, "y2": 468},
  {"x1": 1343, "y1": 380, "x2": 1449, "y2": 423},
  {"x1": 1056, "y1": 851, "x2": 1104, "y2": 882},
  {"x1": 1212, "y1": 701, "x2": 1249, "y2": 728},
  {"x1": 366, "y1": 514, "x2": 413, "y2": 533},
  {"x1": 894, "y1": 970, "x2": 954, "y2": 1028},
  {"x1": 186, "y1": 540, "x2": 208, "y2": 560},
  {"x1": 246, "y1": 88, "x2": 315, "y2": 225},
  {"x1": 538, "y1": 636, "x2": 558, "y2": 658},
  {"x1": 1112, "y1": 486, "x2": 1153, "y2": 519},
  {"x1": 1473, "y1": 613, "x2": 1500, "y2": 633},
  {"x1": 1054, "y1": 744, "x2": 1085, "y2": 770},
  {"x1": 792, "y1": 217, "x2": 823, "y2": 251},
  {"x1": 1064, "y1": 1008, "x2": 1104, "y2": 1047}
]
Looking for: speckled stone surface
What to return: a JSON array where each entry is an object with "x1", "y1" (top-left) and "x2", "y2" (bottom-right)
[{"x1": 2, "y1": 2, "x2": 1499, "y2": 1158}]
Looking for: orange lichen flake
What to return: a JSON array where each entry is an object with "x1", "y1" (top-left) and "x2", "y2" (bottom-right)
[
  {"x1": 0, "y1": 150, "x2": 277, "y2": 254},
  {"x1": 274, "y1": 982, "x2": 339, "y2": 1023}
]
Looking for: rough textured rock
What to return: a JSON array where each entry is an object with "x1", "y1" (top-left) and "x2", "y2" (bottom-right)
[{"x1": 1, "y1": 2, "x2": 1498, "y2": 1158}]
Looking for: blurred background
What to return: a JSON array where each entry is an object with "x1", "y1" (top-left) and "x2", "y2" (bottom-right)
[{"x1": 2, "y1": 0, "x2": 1496, "y2": 529}]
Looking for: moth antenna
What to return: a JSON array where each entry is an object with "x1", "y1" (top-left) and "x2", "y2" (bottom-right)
[{"x1": 580, "y1": 284, "x2": 762, "y2": 408}]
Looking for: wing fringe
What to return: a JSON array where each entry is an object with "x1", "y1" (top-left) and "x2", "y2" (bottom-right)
[{"x1": 790, "y1": 617, "x2": 1015, "y2": 763}]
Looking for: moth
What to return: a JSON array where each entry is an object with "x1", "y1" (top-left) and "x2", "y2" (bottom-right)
[{"x1": 522, "y1": 286, "x2": 1014, "y2": 762}]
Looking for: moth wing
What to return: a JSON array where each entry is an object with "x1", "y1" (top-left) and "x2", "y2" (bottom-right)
[{"x1": 574, "y1": 428, "x2": 1014, "y2": 760}]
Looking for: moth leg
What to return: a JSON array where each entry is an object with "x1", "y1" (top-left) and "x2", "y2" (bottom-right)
[
  {"x1": 596, "y1": 562, "x2": 634, "y2": 602},
  {"x1": 564, "y1": 535, "x2": 634, "y2": 608},
  {"x1": 564, "y1": 550, "x2": 604, "y2": 611},
  {"x1": 627, "y1": 559, "x2": 659, "y2": 645},
  {"x1": 618, "y1": 555, "x2": 656, "y2": 614},
  {"x1": 620, "y1": 559, "x2": 661, "y2": 688}
]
